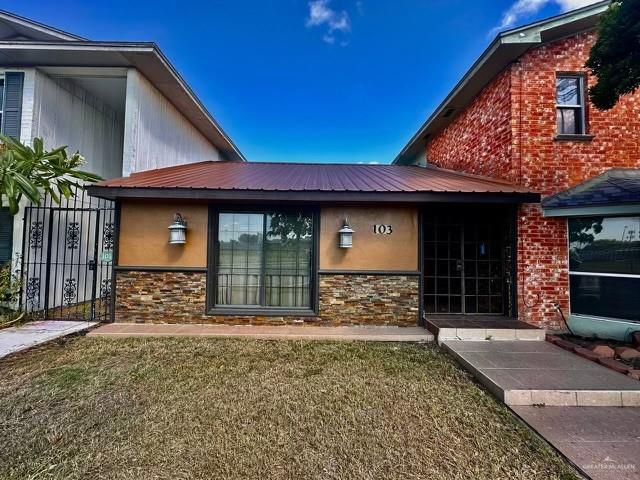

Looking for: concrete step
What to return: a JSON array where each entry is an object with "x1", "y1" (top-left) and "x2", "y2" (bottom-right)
[
  {"x1": 426, "y1": 317, "x2": 545, "y2": 343},
  {"x1": 89, "y1": 323, "x2": 435, "y2": 343},
  {"x1": 443, "y1": 340, "x2": 640, "y2": 407}
]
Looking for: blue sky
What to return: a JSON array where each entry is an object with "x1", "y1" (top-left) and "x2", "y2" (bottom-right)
[{"x1": 14, "y1": 0, "x2": 600, "y2": 163}]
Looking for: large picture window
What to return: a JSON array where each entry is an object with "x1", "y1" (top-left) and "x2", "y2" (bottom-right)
[
  {"x1": 568, "y1": 216, "x2": 640, "y2": 321},
  {"x1": 212, "y1": 209, "x2": 315, "y2": 311}
]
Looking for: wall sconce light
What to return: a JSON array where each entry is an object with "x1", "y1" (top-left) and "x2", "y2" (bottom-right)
[
  {"x1": 168, "y1": 213, "x2": 187, "y2": 245},
  {"x1": 338, "y1": 219, "x2": 354, "y2": 248}
]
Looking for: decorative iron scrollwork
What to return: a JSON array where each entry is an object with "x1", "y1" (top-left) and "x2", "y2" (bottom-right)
[
  {"x1": 66, "y1": 223, "x2": 80, "y2": 249},
  {"x1": 63, "y1": 278, "x2": 77, "y2": 306},
  {"x1": 100, "y1": 279, "x2": 112, "y2": 299},
  {"x1": 25, "y1": 277, "x2": 40, "y2": 308},
  {"x1": 29, "y1": 221, "x2": 44, "y2": 249},
  {"x1": 103, "y1": 223, "x2": 115, "y2": 250}
]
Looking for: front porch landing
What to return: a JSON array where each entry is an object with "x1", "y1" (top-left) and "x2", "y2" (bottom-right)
[
  {"x1": 426, "y1": 316, "x2": 545, "y2": 343},
  {"x1": 89, "y1": 323, "x2": 435, "y2": 342}
]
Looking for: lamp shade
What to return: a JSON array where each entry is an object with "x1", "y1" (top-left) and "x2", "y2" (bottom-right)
[
  {"x1": 168, "y1": 213, "x2": 187, "y2": 244},
  {"x1": 338, "y1": 222, "x2": 354, "y2": 248}
]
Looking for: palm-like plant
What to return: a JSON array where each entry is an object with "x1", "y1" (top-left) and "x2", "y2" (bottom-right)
[{"x1": 0, "y1": 135, "x2": 102, "y2": 214}]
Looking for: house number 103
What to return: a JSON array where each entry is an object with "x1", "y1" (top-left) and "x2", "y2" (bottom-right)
[{"x1": 373, "y1": 224, "x2": 393, "y2": 235}]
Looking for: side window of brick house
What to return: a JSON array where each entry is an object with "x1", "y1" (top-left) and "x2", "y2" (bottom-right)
[{"x1": 556, "y1": 75, "x2": 586, "y2": 135}]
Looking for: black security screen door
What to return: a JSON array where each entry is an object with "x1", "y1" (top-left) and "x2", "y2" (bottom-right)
[
  {"x1": 21, "y1": 190, "x2": 115, "y2": 322},
  {"x1": 424, "y1": 210, "x2": 510, "y2": 315}
]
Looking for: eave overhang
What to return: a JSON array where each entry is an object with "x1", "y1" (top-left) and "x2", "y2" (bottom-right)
[
  {"x1": 542, "y1": 168, "x2": 640, "y2": 217},
  {"x1": 0, "y1": 9, "x2": 85, "y2": 41},
  {"x1": 0, "y1": 41, "x2": 245, "y2": 162},
  {"x1": 543, "y1": 204, "x2": 640, "y2": 217},
  {"x1": 393, "y1": 1, "x2": 610, "y2": 165},
  {"x1": 87, "y1": 185, "x2": 540, "y2": 205}
]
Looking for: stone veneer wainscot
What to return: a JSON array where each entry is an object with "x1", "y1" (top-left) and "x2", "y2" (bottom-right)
[{"x1": 115, "y1": 271, "x2": 419, "y2": 326}]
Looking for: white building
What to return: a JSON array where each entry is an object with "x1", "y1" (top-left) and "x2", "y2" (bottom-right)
[{"x1": 0, "y1": 10, "x2": 244, "y2": 319}]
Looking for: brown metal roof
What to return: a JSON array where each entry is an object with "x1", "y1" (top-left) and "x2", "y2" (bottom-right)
[{"x1": 89, "y1": 161, "x2": 539, "y2": 203}]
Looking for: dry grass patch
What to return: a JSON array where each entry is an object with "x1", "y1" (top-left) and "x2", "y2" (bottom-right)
[{"x1": 0, "y1": 337, "x2": 576, "y2": 479}]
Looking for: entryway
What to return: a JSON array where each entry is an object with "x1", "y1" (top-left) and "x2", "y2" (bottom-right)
[
  {"x1": 21, "y1": 190, "x2": 115, "y2": 322},
  {"x1": 422, "y1": 206, "x2": 516, "y2": 317},
  {"x1": 425, "y1": 315, "x2": 545, "y2": 342}
]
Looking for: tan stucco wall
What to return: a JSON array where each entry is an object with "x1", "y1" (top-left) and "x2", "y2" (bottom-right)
[
  {"x1": 119, "y1": 203, "x2": 418, "y2": 271},
  {"x1": 320, "y1": 206, "x2": 418, "y2": 271},
  {"x1": 119, "y1": 201, "x2": 208, "y2": 267}
]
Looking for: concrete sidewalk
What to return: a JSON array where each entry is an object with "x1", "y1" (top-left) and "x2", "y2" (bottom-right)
[
  {"x1": 89, "y1": 323, "x2": 435, "y2": 342},
  {"x1": 513, "y1": 406, "x2": 640, "y2": 480},
  {"x1": 0, "y1": 320, "x2": 96, "y2": 359},
  {"x1": 443, "y1": 340, "x2": 640, "y2": 406},
  {"x1": 444, "y1": 340, "x2": 640, "y2": 479}
]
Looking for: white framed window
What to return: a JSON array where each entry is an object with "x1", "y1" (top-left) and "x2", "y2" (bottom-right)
[{"x1": 556, "y1": 74, "x2": 586, "y2": 135}]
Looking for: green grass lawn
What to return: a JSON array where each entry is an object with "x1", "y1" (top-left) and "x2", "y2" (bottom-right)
[{"x1": 0, "y1": 337, "x2": 577, "y2": 480}]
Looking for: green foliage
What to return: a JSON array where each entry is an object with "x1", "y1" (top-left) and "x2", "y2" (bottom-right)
[
  {"x1": 586, "y1": 0, "x2": 640, "y2": 110},
  {"x1": 0, "y1": 262, "x2": 21, "y2": 304},
  {"x1": 0, "y1": 135, "x2": 102, "y2": 215},
  {"x1": 0, "y1": 261, "x2": 24, "y2": 326}
]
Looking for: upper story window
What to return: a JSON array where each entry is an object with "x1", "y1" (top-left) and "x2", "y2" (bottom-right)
[{"x1": 556, "y1": 75, "x2": 586, "y2": 135}]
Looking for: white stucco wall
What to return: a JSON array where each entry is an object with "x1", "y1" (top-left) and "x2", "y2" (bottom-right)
[
  {"x1": 31, "y1": 70, "x2": 125, "y2": 180},
  {"x1": 122, "y1": 68, "x2": 220, "y2": 176}
]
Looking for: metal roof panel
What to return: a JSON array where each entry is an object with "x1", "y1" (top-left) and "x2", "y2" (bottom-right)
[{"x1": 93, "y1": 161, "x2": 537, "y2": 197}]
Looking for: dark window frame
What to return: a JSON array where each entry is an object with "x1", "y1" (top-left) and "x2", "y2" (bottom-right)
[
  {"x1": 555, "y1": 73, "x2": 588, "y2": 137},
  {"x1": 206, "y1": 204, "x2": 320, "y2": 317},
  {"x1": 0, "y1": 75, "x2": 4, "y2": 129},
  {"x1": 567, "y1": 215, "x2": 640, "y2": 321}
]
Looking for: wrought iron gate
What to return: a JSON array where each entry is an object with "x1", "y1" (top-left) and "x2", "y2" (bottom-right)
[{"x1": 21, "y1": 189, "x2": 115, "y2": 322}]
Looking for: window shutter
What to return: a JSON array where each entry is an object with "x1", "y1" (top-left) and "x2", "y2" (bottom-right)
[
  {"x1": 0, "y1": 208, "x2": 14, "y2": 265},
  {"x1": 1, "y1": 72, "x2": 24, "y2": 140}
]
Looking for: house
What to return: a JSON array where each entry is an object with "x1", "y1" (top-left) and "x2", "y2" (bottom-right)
[
  {"x1": 394, "y1": 1, "x2": 639, "y2": 336},
  {"x1": 0, "y1": 10, "x2": 243, "y2": 320},
  {"x1": 88, "y1": 162, "x2": 536, "y2": 325},
  {"x1": 87, "y1": 1, "x2": 638, "y2": 335}
]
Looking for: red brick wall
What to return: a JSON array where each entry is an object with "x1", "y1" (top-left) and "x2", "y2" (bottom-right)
[
  {"x1": 426, "y1": 31, "x2": 640, "y2": 328},
  {"x1": 426, "y1": 68, "x2": 516, "y2": 182},
  {"x1": 515, "y1": 31, "x2": 640, "y2": 196}
]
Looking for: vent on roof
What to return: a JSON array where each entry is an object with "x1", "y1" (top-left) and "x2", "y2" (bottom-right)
[{"x1": 442, "y1": 107, "x2": 456, "y2": 118}]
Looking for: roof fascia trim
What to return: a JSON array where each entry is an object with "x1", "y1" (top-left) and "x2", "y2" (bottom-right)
[
  {"x1": 0, "y1": 41, "x2": 246, "y2": 162},
  {"x1": 0, "y1": 10, "x2": 85, "y2": 41},
  {"x1": 87, "y1": 186, "x2": 541, "y2": 204},
  {"x1": 392, "y1": 36, "x2": 509, "y2": 165},
  {"x1": 393, "y1": 1, "x2": 610, "y2": 165},
  {"x1": 543, "y1": 204, "x2": 640, "y2": 217}
]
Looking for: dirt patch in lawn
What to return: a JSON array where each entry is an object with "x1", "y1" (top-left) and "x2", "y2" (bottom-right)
[{"x1": 0, "y1": 337, "x2": 577, "y2": 480}]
